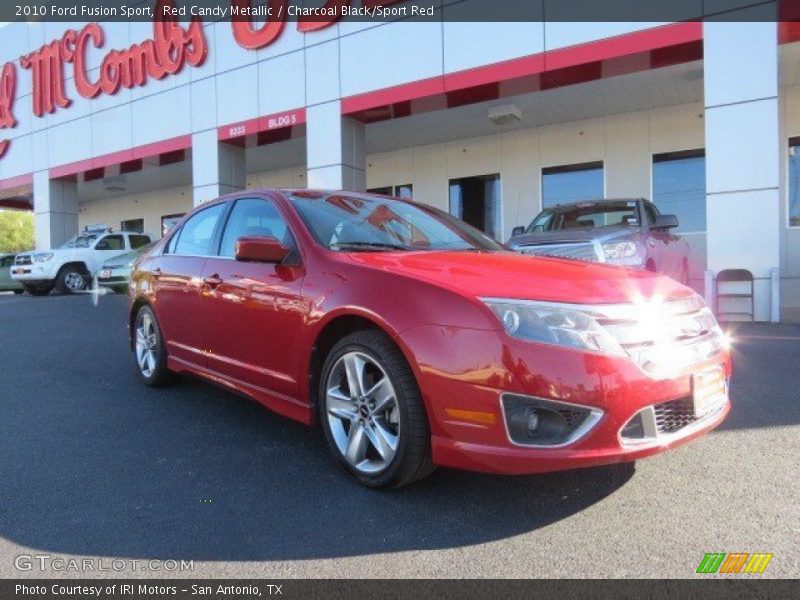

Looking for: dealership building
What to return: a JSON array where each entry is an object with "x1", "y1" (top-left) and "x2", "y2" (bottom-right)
[{"x1": 0, "y1": 5, "x2": 799, "y2": 320}]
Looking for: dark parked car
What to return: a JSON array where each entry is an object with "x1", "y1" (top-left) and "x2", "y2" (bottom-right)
[{"x1": 508, "y1": 199, "x2": 690, "y2": 284}]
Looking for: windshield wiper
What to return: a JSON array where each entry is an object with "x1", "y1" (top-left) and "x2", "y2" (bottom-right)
[{"x1": 331, "y1": 241, "x2": 412, "y2": 252}]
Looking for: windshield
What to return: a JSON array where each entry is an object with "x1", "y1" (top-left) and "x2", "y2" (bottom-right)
[
  {"x1": 108, "y1": 242, "x2": 155, "y2": 265},
  {"x1": 527, "y1": 201, "x2": 640, "y2": 233},
  {"x1": 61, "y1": 234, "x2": 99, "y2": 248},
  {"x1": 288, "y1": 192, "x2": 504, "y2": 252}
]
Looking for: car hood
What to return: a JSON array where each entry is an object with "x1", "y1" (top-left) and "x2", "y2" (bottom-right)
[
  {"x1": 510, "y1": 226, "x2": 634, "y2": 247},
  {"x1": 344, "y1": 250, "x2": 691, "y2": 305},
  {"x1": 45, "y1": 247, "x2": 93, "y2": 259}
]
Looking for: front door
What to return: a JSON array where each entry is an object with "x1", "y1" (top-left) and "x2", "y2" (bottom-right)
[
  {"x1": 200, "y1": 197, "x2": 306, "y2": 400},
  {"x1": 154, "y1": 202, "x2": 227, "y2": 367}
]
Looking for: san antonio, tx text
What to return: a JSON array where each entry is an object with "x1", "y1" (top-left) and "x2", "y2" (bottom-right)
[{"x1": 16, "y1": 583, "x2": 282, "y2": 596}]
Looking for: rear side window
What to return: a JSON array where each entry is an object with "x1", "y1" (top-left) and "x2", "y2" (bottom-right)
[
  {"x1": 173, "y1": 203, "x2": 226, "y2": 256},
  {"x1": 218, "y1": 198, "x2": 295, "y2": 258},
  {"x1": 129, "y1": 234, "x2": 151, "y2": 249},
  {"x1": 96, "y1": 235, "x2": 125, "y2": 250}
]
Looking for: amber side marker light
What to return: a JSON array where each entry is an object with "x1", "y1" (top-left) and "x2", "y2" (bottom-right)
[{"x1": 444, "y1": 408, "x2": 497, "y2": 426}]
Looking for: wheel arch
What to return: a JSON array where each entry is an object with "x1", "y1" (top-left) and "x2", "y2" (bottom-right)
[
  {"x1": 57, "y1": 261, "x2": 90, "y2": 275},
  {"x1": 306, "y1": 309, "x2": 423, "y2": 425},
  {"x1": 128, "y1": 295, "x2": 152, "y2": 350}
]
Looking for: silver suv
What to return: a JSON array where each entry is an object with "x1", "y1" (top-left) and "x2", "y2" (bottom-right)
[{"x1": 507, "y1": 199, "x2": 690, "y2": 284}]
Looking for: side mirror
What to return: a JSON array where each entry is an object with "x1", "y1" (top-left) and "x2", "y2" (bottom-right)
[
  {"x1": 511, "y1": 226, "x2": 526, "y2": 237},
  {"x1": 235, "y1": 236, "x2": 290, "y2": 263},
  {"x1": 652, "y1": 214, "x2": 679, "y2": 230}
]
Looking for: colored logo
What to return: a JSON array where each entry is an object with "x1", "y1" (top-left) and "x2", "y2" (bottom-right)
[{"x1": 696, "y1": 553, "x2": 773, "y2": 574}]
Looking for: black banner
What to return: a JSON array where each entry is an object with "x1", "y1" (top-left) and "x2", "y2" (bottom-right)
[
  {"x1": 0, "y1": 0, "x2": 794, "y2": 24},
  {"x1": 3, "y1": 580, "x2": 800, "y2": 600}
]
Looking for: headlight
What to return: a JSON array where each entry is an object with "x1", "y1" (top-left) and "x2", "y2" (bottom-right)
[
  {"x1": 32, "y1": 252, "x2": 54, "y2": 263},
  {"x1": 482, "y1": 299, "x2": 625, "y2": 356},
  {"x1": 482, "y1": 295, "x2": 728, "y2": 378},
  {"x1": 602, "y1": 241, "x2": 644, "y2": 265}
]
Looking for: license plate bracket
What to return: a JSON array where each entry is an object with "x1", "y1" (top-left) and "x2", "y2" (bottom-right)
[{"x1": 692, "y1": 365, "x2": 728, "y2": 418}]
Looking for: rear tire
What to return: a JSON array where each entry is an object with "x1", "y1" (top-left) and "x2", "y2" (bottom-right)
[
  {"x1": 319, "y1": 329, "x2": 435, "y2": 489},
  {"x1": 55, "y1": 265, "x2": 89, "y2": 294},
  {"x1": 133, "y1": 305, "x2": 176, "y2": 387},
  {"x1": 24, "y1": 283, "x2": 53, "y2": 296}
]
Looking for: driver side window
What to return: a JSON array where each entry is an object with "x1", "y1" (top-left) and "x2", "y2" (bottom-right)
[{"x1": 218, "y1": 198, "x2": 296, "y2": 258}]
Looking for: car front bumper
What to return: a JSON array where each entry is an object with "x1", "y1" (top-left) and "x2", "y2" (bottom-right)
[
  {"x1": 10, "y1": 263, "x2": 59, "y2": 282},
  {"x1": 399, "y1": 325, "x2": 731, "y2": 475},
  {"x1": 97, "y1": 266, "x2": 130, "y2": 289}
]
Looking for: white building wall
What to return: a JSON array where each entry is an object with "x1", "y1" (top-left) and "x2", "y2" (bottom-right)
[
  {"x1": 78, "y1": 186, "x2": 193, "y2": 240},
  {"x1": 704, "y1": 21, "x2": 781, "y2": 321}
]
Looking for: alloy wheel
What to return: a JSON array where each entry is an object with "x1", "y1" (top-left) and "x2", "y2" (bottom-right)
[
  {"x1": 64, "y1": 271, "x2": 85, "y2": 291},
  {"x1": 135, "y1": 312, "x2": 158, "y2": 378},
  {"x1": 325, "y1": 351, "x2": 400, "y2": 474}
]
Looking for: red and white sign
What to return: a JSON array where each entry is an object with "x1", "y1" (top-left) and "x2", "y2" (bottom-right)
[
  {"x1": 219, "y1": 109, "x2": 306, "y2": 142},
  {"x1": 0, "y1": 62, "x2": 17, "y2": 159},
  {"x1": 20, "y1": 0, "x2": 207, "y2": 117}
]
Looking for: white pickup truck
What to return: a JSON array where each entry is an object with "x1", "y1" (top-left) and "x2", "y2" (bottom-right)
[{"x1": 11, "y1": 227, "x2": 153, "y2": 295}]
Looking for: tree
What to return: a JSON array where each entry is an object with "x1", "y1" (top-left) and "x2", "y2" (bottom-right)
[{"x1": 0, "y1": 210, "x2": 34, "y2": 253}]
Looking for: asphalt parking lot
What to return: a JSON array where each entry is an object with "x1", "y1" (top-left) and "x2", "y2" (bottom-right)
[{"x1": 0, "y1": 292, "x2": 798, "y2": 579}]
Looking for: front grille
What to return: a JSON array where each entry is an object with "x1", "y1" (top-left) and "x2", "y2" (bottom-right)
[
  {"x1": 518, "y1": 242, "x2": 599, "y2": 262},
  {"x1": 653, "y1": 397, "x2": 696, "y2": 434},
  {"x1": 594, "y1": 296, "x2": 728, "y2": 377},
  {"x1": 15, "y1": 255, "x2": 32, "y2": 265}
]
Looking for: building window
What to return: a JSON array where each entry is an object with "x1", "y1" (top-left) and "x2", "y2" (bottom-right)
[
  {"x1": 367, "y1": 184, "x2": 413, "y2": 199},
  {"x1": 790, "y1": 137, "x2": 800, "y2": 227},
  {"x1": 120, "y1": 218, "x2": 144, "y2": 232},
  {"x1": 541, "y1": 161, "x2": 604, "y2": 208},
  {"x1": 161, "y1": 213, "x2": 185, "y2": 238},
  {"x1": 652, "y1": 149, "x2": 706, "y2": 233},
  {"x1": 449, "y1": 174, "x2": 501, "y2": 238}
]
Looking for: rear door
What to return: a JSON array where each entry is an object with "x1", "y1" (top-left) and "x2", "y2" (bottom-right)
[
  {"x1": 199, "y1": 197, "x2": 306, "y2": 399},
  {"x1": 153, "y1": 202, "x2": 228, "y2": 368}
]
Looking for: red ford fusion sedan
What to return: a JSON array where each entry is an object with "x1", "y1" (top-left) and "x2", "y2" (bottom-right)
[{"x1": 129, "y1": 189, "x2": 731, "y2": 488}]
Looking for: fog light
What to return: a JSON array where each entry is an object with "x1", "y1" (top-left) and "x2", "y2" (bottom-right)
[
  {"x1": 502, "y1": 394, "x2": 603, "y2": 447},
  {"x1": 620, "y1": 412, "x2": 645, "y2": 440},
  {"x1": 526, "y1": 410, "x2": 539, "y2": 433}
]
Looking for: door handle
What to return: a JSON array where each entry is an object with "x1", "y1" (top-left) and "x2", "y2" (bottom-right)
[{"x1": 203, "y1": 274, "x2": 223, "y2": 288}]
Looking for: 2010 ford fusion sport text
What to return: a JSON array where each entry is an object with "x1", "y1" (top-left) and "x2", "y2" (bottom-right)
[{"x1": 129, "y1": 190, "x2": 731, "y2": 488}]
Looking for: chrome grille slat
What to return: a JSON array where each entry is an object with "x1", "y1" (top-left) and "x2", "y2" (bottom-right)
[
  {"x1": 652, "y1": 397, "x2": 696, "y2": 434},
  {"x1": 518, "y1": 242, "x2": 599, "y2": 262},
  {"x1": 15, "y1": 255, "x2": 32, "y2": 265}
]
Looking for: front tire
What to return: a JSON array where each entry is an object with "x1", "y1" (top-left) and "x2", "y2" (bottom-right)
[
  {"x1": 55, "y1": 265, "x2": 88, "y2": 293},
  {"x1": 319, "y1": 330, "x2": 434, "y2": 488},
  {"x1": 133, "y1": 305, "x2": 175, "y2": 387},
  {"x1": 13, "y1": 289, "x2": 24, "y2": 295},
  {"x1": 24, "y1": 283, "x2": 54, "y2": 296}
]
